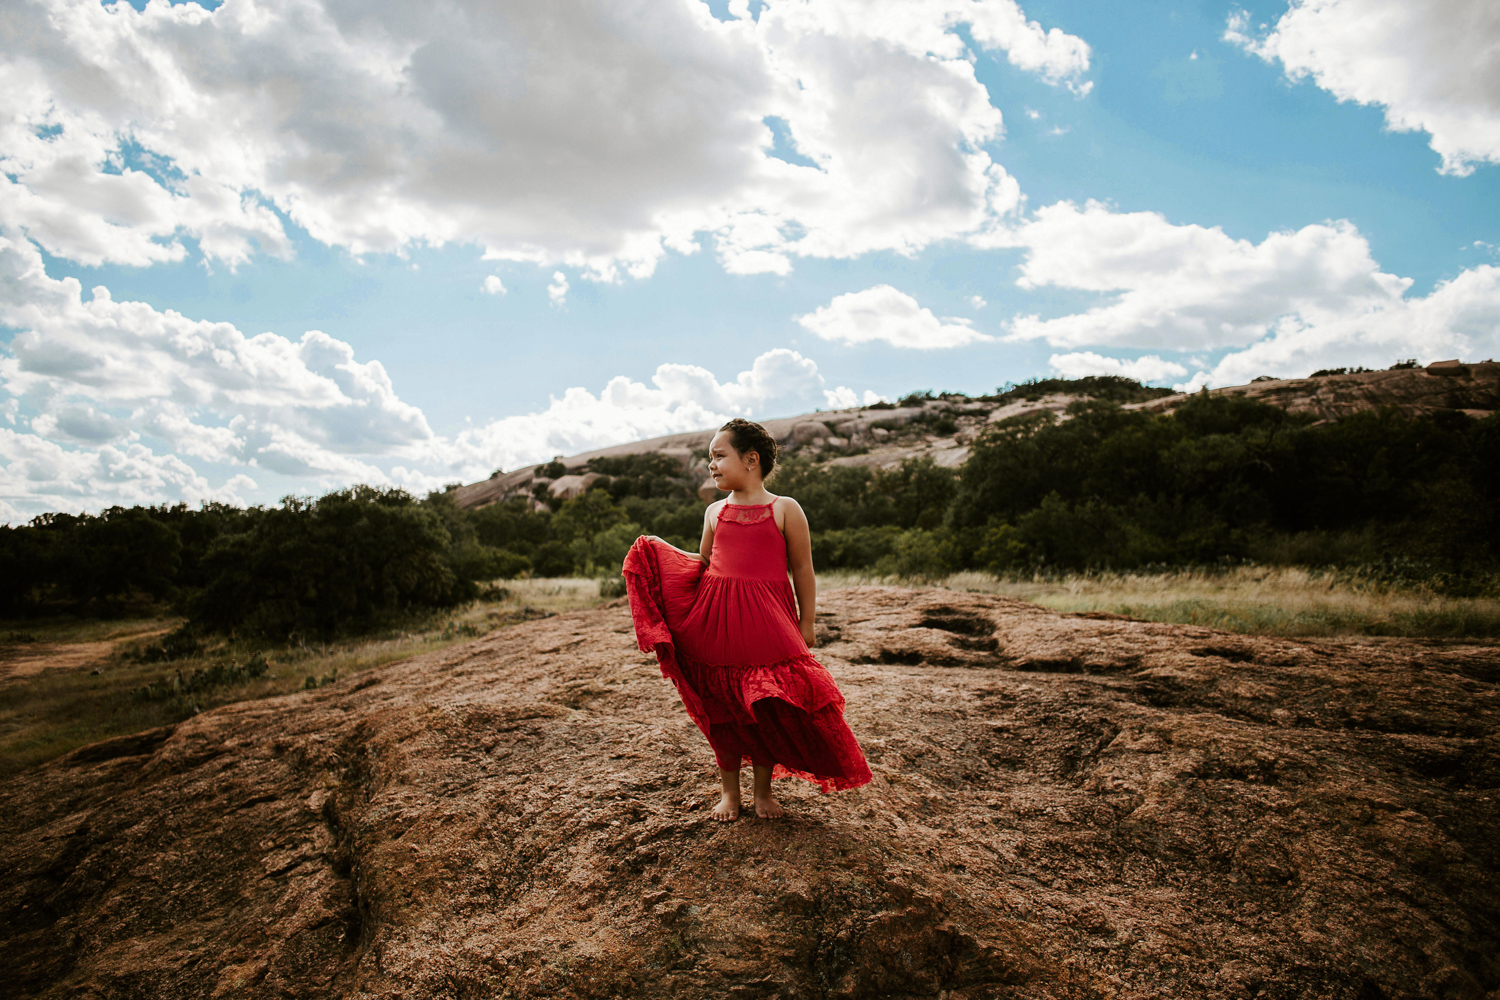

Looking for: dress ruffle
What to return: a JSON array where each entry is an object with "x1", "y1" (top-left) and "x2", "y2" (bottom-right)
[{"x1": 677, "y1": 650, "x2": 844, "y2": 726}]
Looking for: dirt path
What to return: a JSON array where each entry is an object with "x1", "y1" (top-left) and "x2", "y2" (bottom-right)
[
  {"x1": 0, "y1": 626, "x2": 171, "y2": 682},
  {"x1": 0, "y1": 642, "x2": 118, "y2": 681}
]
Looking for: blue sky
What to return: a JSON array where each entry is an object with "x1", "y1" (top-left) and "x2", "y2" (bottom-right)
[{"x1": 2, "y1": 0, "x2": 1498, "y2": 518}]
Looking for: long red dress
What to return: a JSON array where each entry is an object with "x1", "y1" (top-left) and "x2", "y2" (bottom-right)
[{"x1": 622, "y1": 501, "x2": 872, "y2": 792}]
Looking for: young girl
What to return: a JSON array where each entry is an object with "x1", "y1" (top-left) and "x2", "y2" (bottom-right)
[{"x1": 622, "y1": 418, "x2": 872, "y2": 821}]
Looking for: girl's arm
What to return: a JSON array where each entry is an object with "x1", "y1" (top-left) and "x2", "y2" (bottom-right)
[
  {"x1": 649, "y1": 502, "x2": 716, "y2": 563},
  {"x1": 780, "y1": 498, "x2": 817, "y2": 647},
  {"x1": 697, "y1": 502, "x2": 716, "y2": 565}
]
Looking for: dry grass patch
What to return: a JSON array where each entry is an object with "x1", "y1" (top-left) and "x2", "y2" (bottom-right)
[{"x1": 820, "y1": 565, "x2": 1500, "y2": 639}]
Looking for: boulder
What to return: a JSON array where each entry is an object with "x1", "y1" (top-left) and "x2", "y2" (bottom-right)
[
  {"x1": 785, "y1": 421, "x2": 832, "y2": 447},
  {"x1": 547, "y1": 472, "x2": 601, "y2": 500}
]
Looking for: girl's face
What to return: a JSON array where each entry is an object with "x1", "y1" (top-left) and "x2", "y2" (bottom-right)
[{"x1": 708, "y1": 430, "x2": 761, "y2": 492}]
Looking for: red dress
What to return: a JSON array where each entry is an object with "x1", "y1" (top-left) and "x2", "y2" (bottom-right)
[{"x1": 622, "y1": 501, "x2": 872, "y2": 792}]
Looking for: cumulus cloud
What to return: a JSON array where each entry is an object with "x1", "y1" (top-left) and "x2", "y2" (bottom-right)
[
  {"x1": 1226, "y1": 0, "x2": 1500, "y2": 175},
  {"x1": 547, "y1": 271, "x2": 569, "y2": 306},
  {"x1": 0, "y1": 229, "x2": 435, "y2": 488},
  {"x1": 0, "y1": 233, "x2": 875, "y2": 517},
  {"x1": 448, "y1": 348, "x2": 872, "y2": 473},
  {"x1": 797, "y1": 285, "x2": 993, "y2": 349},
  {"x1": 1000, "y1": 200, "x2": 1500, "y2": 389},
  {"x1": 0, "y1": 0, "x2": 1090, "y2": 278},
  {"x1": 1197, "y1": 264, "x2": 1500, "y2": 387},
  {"x1": 1048, "y1": 351, "x2": 1187, "y2": 383},
  {"x1": 1005, "y1": 201, "x2": 1409, "y2": 349},
  {"x1": 482, "y1": 275, "x2": 507, "y2": 295},
  {"x1": 0, "y1": 426, "x2": 255, "y2": 518}
]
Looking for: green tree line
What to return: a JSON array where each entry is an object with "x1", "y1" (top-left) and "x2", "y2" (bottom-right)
[{"x1": 4, "y1": 383, "x2": 1498, "y2": 636}]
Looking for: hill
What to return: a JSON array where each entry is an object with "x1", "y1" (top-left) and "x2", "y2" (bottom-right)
[
  {"x1": 2, "y1": 589, "x2": 1495, "y2": 998},
  {"x1": 451, "y1": 361, "x2": 1500, "y2": 510}
]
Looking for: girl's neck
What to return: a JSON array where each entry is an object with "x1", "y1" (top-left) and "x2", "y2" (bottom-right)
[{"x1": 728, "y1": 485, "x2": 775, "y2": 506}]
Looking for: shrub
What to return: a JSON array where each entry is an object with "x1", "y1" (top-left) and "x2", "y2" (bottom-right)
[
  {"x1": 530, "y1": 541, "x2": 575, "y2": 578},
  {"x1": 875, "y1": 529, "x2": 961, "y2": 579},
  {"x1": 987, "y1": 375, "x2": 1174, "y2": 406},
  {"x1": 811, "y1": 526, "x2": 902, "y2": 569},
  {"x1": 449, "y1": 540, "x2": 531, "y2": 581},
  {"x1": 571, "y1": 521, "x2": 645, "y2": 576},
  {"x1": 190, "y1": 487, "x2": 468, "y2": 639}
]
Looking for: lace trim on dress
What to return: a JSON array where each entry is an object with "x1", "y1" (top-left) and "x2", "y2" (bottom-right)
[{"x1": 718, "y1": 503, "x2": 775, "y2": 525}]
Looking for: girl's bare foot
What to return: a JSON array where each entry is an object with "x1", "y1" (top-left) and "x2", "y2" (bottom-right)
[
  {"x1": 712, "y1": 792, "x2": 741, "y2": 822},
  {"x1": 713, "y1": 768, "x2": 742, "y2": 822},
  {"x1": 754, "y1": 793, "x2": 784, "y2": 819},
  {"x1": 751, "y1": 764, "x2": 784, "y2": 820}
]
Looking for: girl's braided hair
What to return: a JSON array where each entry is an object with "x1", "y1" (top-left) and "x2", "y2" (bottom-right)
[{"x1": 718, "y1": 418, "x2": 779, "y2": 477}]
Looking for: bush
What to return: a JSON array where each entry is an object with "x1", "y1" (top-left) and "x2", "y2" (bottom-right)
[
  {"x1": 875, "y1": 529, "x2": 961, "y2": 579},
  {"x1": 448, "y1": 540, "x2": 530, "y2": 581},
  {"x1": 571, "y1": 521, "x2": 645, "y2": 576},
  {"x1": 987, "y1": 375, "x2": 1175, "y2": 406},
  {"x1": 530, "y1": 541, "x2": 575, "y2": 578},
  {"x1": 811, "y1": 526, "x2": 902, "y2": 569},
  {"x1": 190, "y1": 487, "x2": 468, "y2": 639},
  {"x1": 136, "y1": 625, "x2": 202, "y2": 663}
]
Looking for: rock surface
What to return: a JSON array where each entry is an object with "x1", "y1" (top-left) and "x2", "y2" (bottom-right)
[{"x1": 3, "y1": 588, "x2": 1497, "y2": 999}]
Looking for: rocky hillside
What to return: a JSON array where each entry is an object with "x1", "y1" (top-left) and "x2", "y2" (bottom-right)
[
  {"x1": 3, "y1": 589, "x2": 1496, "y2": 998},
  {"x1": 451, "y1": 361, "x2": 1500, "y2": 510}
]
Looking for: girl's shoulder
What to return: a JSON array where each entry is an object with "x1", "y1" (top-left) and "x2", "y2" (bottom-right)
[{"x1": 769, "y1": 494, "x2": 807, "y2": 533}]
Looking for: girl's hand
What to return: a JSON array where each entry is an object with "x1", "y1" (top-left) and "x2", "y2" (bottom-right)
[{"x1": 801, "y1": 618, "x2": 816, "y2": 647}]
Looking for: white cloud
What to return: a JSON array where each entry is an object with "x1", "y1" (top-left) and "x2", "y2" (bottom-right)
[
  {"x1": 0, "y1": 426, "x2": 255, "y2": 518},
  {"x1": 969, "y1": 294, "x2": 988, "y2": 309},
  {"x1": 0, "y1": 0, "x2": 1090, "y2": 277},
  {"x1": 0, "y1": 229, "x2": 434, "y2": 491},
  {"x1": 547, "y1": 271, "x2": 570, "y2": 306},
  {"x1": 1000, "y1": 200, "x2": 1500, "y2": 389},
  {"x1": 1226, "y1": 0, "x2": 1500, "y2": 176},
  {"x1": 797, "y1": 284, "x2": 994, "y2": 349},
  {"x1": 482, "y1": 275, "x2": 507, "y2": 295},
  {"x1": 1048, "y1": 351, "x2": 1188, "y2": 383},
  {"x1": 448, "y1": 348, "x2": 870, "y2": 473},
  {"x1": 0, "y1": 233, "x2": 875, "y2": 516},
  {"x1": 1005, "y1": 201, "x2": 1409, "y2": 349},
  {"x1": 1195, "y1": 263, "x2": 1500, "y2": 386}
]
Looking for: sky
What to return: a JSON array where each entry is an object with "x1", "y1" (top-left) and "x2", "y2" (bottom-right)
[{"x1": 1, "y1": 0, "x2": 1498, "y2": 521}]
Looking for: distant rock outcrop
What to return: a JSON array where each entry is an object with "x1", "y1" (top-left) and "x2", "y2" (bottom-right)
[
  {"x1": 3, "y1": 589, "x2": 1496, "y2": 998},
  {"x1": 1139, "y1": 360, "x2": 1500, "y2": 423},
  {"x1": 449, "y1": 362, "x2": 1500, "y2": 511}
]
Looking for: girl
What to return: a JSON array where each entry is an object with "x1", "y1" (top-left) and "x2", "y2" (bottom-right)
[{"x1": 622, "y1": 418, "x2": 872, "y2": 822}]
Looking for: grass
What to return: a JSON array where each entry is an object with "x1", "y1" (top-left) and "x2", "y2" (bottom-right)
[
  {"x1": 819, "y1": 565, "x2": 1500, "y2": 640},
  {"x1": 0, "y1": 577, "x2": 613, "y2": 780}
]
